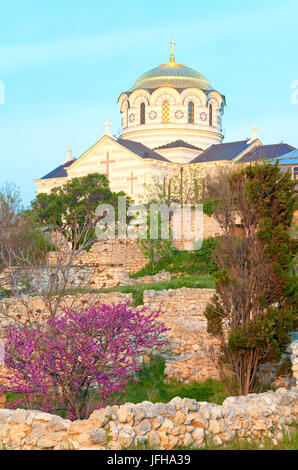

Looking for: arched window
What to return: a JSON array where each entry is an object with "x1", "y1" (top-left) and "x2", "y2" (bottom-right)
[
  {"x1": 209, "y1": 104, "x2": 213, "y2": 126},
  {"x1": 188, "y1": 101, "x2": 194, "y2": 123},
  {"x1": 162, "y1": 100, "x2": 170, "y2": 123},
  {"x1": 140, "y1": 103, "x2": 145, "y2": 124}
]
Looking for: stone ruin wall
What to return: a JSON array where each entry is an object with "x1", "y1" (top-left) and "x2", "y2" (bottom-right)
[
  {"x1": 47, "y1": 212, "x2": 222, "y2": 274},
  {"x1": 0, "y1": 388, "x2": 297, "y2": 450},
  {"x1": 48, "y1": 239, "x2": 149, "y2": 274},
  {"x1": 143, "y1": 288, "x2": 219, "y2": 382}
]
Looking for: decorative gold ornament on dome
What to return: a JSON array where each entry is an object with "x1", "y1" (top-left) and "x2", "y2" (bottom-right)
[
  {"x1": 170, "y1": 37, "x2": 175, "y2": 63},
  {"x1": 127, "y1": 39, "x2": 215, "y2": 91}
]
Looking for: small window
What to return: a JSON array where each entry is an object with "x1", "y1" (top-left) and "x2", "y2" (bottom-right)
[
  {"x1": 162, "y1": 100, "x2": 170, "y2": 123},
  {"x1": 140, "y1": 103, "x2": 145, "y2": 124},
  {"x1": 293, "y1": 167, "x2": 298, "y2": 181},
  {"x1": 188, "y1": 101, "x2": 194, "y2": 123},
  {"x1": 209, "y1": 104, "x2": 213, "y2": 126}
]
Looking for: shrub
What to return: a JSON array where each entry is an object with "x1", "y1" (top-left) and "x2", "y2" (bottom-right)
[
  {"x1": 204, "y1": 162, "x2": 298, "y2": 395},
  {"x1": 132, "y1": 237, "x2": 219, "y2": 277},
  {"x1": 0, "y1": 303, "x2": 167, "y2": 419}
]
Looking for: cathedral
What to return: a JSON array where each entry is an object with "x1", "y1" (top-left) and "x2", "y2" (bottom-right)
[{"x1": 35, "y1": 40, "x2": 297, "y2": 199}]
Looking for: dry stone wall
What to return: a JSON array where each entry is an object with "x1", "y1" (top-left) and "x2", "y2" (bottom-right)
[
  {"x1": 49, "y1": 239, "x2": 149, "y2": 274},
  {"x1": 143, "y1": 288, "x2": 219, "y2": 382},
  {"x1": 0, "y1": 388, "x2": 297, "y2": 450},
  {"x1": 47, "y1": 212, "x2": 222, "y2": 273}
]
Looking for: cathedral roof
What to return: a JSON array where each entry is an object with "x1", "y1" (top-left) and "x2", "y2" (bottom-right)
[
  {"x1": 236, "y1": 143, "x2": 296, "y2": 162},
  {"x1": 117, "y1": 138, "x2": 170, "y2": 162},
  {"x1": 128, "y1": 62, "x2": 214, "y2": 92},
  {"x1": 41, "y1": 160, "x2": 75, "y2": 179},
  {"x1": 190, "y1": 140, "x2": 249, "y2": 163},
  {"x1": 154, "y1": 140, "x2": 203, "y2": 151},
  {"x1": 126, "y1": 39, "x2": 220, "y2": 94}
]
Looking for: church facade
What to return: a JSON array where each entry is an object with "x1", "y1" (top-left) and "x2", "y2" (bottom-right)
[{"x1": 35, "y1": 41, "x2": 296, "y2": 200}]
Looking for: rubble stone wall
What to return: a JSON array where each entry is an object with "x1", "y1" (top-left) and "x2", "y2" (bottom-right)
[
  {"x1": 0, "y1": 388, "x2": 297, "y2": 450},
  {"x1": 143, "y1": 288, "x2": 218, "y2": 382}
]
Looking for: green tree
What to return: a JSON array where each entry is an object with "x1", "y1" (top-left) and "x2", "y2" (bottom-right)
[
  {"x1": 31, "y1": 173, "x2": 128, "y2": 248},
  {"x1": 204, "y1": 162, "x2": 298, "y2": 395}
]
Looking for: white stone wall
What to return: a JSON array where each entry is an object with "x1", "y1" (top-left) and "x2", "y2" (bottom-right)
[{"x1": 0, "y1": 388, "x2": 296, "y2": 450}]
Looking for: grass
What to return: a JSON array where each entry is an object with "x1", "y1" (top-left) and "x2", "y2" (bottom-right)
[
  {"x1": 43, "y1": 274, "x2": 216, "y2": 306},
  {"x1": 27, "y1": 274, "x2": 215, "y2": 305},
  {"x1": 131, "y1": 237, "x2": 219, "y2": 278},
  {"x1": 111, "y1": 355, "x2": 227, "y2": 405},
  {"x1": 101, "y1": 275, "x2": 215, "y2": 306}
]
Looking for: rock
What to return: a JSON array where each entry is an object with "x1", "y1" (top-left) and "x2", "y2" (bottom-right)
[
  {"x1": 208, "y1": 420, "x2": 221, "y2": 434},
  {"x1": 147, "y1": 430, "x2": 161, "y2": 447},
  {"x1": 12, "y1": 409, "x2": 28, "y2": 425},
  {"x1": 90, "y1": 429, "x2": 107, "y2": 445},
  {"x1": 69, "y1": 420, "x2": 93, "y2": 434},
  {"x1": 159, "y1": 418, "x2": 175, "y2": 433},
  {"x1": 36, "y1": 437, "x2": 57, "y2": 449},
  {"x1": 118, "y1": 404, "x2": 135, "y2": 424},
  {"x1": 210, "y1": 406, "x2": 223, "y2": 420},
  {"x1": 133, "y1": 406, "x2": 146, "y2": 425},
  {"x1": 48, "y1": 415, "x2": 69, "y2": 432},
  {"x1": 90, "y1": 408, "x2": 111, "y2": 427},
  {"x1": 173, "y1": 411, "x2": 186, "y2": 426},
  {"x1": 192, "y1": 413, "x2": 208, "y2": 429},
  {"x1": 0, "y1": 410, "x2": 13, "y2": 423},
  {"x1": 192, "y1": 428, "x2": 205, "y2": 444},
  {"x1": 159, "y1": 431, "x2": 169, "y2": 447},
  {"x1": 158, "y1": 403, "x2": 176, "y2": 419},
  {"x1": 118, "y1": 424, "x2": 135, "y2": 448},
  {"x1": 169, "y1": 397, "x2": 184, "y2": 408},
  {"x1": 34, "y1": 412, "x2": 52, "y2": 422},
  {"x1": 181, "y1": 433, "x2": 193, "y2": 447},
  {"x1": 152, "y1": 415, "x2": 165, "y2": 430},
  {"x1": 247, "y1": 406, "x2": 262, "y2": 419},
  {"x1": 253, "y1": 418, "x2": 272, "y2": 431},
  {"x1": 135, "y1": 419, "x2": 152, "y2": 435},
  {"x1": 138, "y1": 401, "x2": 160, "y2": 418}
]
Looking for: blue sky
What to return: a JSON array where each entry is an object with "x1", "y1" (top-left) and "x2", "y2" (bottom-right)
[{"x1": 0, "y1": 0, "x2": 297, "y2": 206}]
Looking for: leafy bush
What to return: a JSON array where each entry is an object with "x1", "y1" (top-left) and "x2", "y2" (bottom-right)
[
  {"x1": 1, "y1": 303, "x2": 167, "y2": 419},
  {"x1": 202, "y1": 199, "x2": 219, "y2": 216},
  {"x1": 132, "y1": 237, "x2": 219, "y2": 278}
]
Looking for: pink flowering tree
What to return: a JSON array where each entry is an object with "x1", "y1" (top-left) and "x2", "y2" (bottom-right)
[{"x1": 0, "y1": 303, "x2": 168, "y2": 419}]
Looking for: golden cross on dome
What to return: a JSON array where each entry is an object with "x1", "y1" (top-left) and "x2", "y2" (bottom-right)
[{"x1": 170, "y1": 37, "x2": 175, "y2": 62}]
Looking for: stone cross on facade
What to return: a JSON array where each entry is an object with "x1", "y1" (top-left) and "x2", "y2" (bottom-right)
[
  {"x1": 127, "y1": 171, "x2": 138, "y2": 194},
  {"x1": 101, "y1": 151, "x2": 115, "y2": 179}
]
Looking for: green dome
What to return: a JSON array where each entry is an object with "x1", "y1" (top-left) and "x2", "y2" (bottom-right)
[{"x1": 129, "y1": 61, "x2": 213, "y2": 91}]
